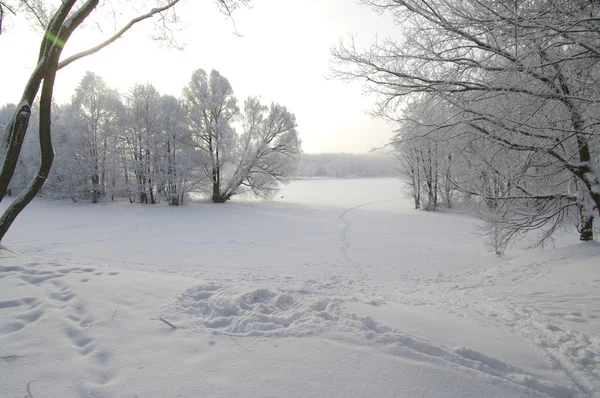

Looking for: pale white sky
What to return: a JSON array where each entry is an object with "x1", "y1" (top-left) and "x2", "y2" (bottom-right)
[{"x1": 0, "y1": 0, "x2": 399, "y2": 153}]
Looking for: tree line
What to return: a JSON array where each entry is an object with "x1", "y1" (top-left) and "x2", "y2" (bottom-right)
[
  {"x1": 0, "y1": 69, "x2": 301, "y2": 205},
  {"x1": 296, "y1": 153, "x2": 396, "y2": 179},
  {"x1": 332, "y1": 0, "x2": 600, "y2": 251}
]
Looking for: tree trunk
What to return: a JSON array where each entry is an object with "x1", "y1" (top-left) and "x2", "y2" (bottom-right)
[
  {"x1": 211, "y1": 166, "x2": 222, "y2": 203},
  {"x1": 91, "y1": 173, "x2": 100, "y2": 203},
  {"x1": 0, "y1": 50, "x2": 59, "y2": 242},
  {"x1": 0, "y1": 104, "x2": 32, "y2": 202},
  {"x1": 575, "y1": 175, "x2": 597, "y2": 242},
  {"x1": 212, "y1": 194, "x2": 228, "y2": 203},
  {"x1": 149, "y1": 181, "x2": 156, "y2": 204},
  {"x1": 580, "y1": 214, "x2": 594, "y2": 242},
  {"x1": 573, "y1": 139, "x2": 599, "y2": 241}
]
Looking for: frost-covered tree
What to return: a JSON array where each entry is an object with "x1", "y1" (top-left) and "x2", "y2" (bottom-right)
[
  {"x1": 393, "y1": 96, "x2": 462, "y2": 211},
  {"x1": 183, "y1": 69, "x2": 239, "y2": 203},
  {"x1": 47, "y1": 103, "x2": 88, "y2": 201},
  {"x1": 222, "y1": 97, "x2": 301, "y2": 200},
  {"x1": 0, "y1": 66, "x2": 299, "y2": 206},
  {"x1": 68, "y1": 72, "x2": 121, "y2": 203},
  {"x1": 122, "y1": 83, "x2": 163, "y2": 204},
  {"x1": 114, "y1": 86, "x2": 200, "y2": 205},
  {"x1": 0, "y1": 0, "x2": 250, "y2": 242},
  {"x1": 183, "y1": 70, "x2": 301, "y2": 202},
  {"x1": 157, "y1": 95, "x2": 197, "y2": 206},
  {"x1": 332, "y1": 0, "x2": 600, "y2": 244}
]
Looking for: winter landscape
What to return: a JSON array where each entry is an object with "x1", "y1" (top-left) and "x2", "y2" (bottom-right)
[
  {"x1": 0, "y1": 178, "x2": 597, "y2": 397},
  {"x1": 1, "y1": 0, "x2": 599, "y2": 397}
]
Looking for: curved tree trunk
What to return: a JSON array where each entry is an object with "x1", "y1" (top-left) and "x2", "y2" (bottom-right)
[
  {"x1": 0, "y1": 48, "x2": 59, "y2": 242},
  {"x1": 0, "y1": 0, "x2": 99, "y2": 243}
]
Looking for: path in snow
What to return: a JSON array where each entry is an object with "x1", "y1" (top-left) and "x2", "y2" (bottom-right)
[{"x1": 338, "y1": 197, "x2": 403, "y2": 279}]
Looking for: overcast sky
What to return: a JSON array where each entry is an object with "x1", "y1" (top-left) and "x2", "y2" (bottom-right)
[{"x1": 0, "y1": 0, "x2": 399, "y2": 153}]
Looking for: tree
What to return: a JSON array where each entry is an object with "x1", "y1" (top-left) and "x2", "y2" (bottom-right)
[
  {"x1": 157, "y1": 95, "x2": 196, "y2": 206},
  {"x1": 183, "y1": 69, "x2": 301, "y2": 202},
  {"x1": 183, "y1": 69, "x2": 239, "y2": 203},
  {"x1": 332, "y1": 0, "x2": 600, "y2": 243},
  {"x1": 392, "y1": 96, "x2": 464, "y2": 211},
  {"x1": 69, "y1": 72, "x2": 120, "y2": 203},
  {"x1": 0, "y1": 0, "x2": 249, "y2": 242},
  {"x1": 221, "y1": 97, "x2": 301, "y2": 200},
  {"x1": 123, "y1": 82, "x2": 163, "y2": 204}
]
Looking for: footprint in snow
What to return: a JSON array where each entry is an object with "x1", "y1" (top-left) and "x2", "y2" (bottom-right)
[
  {"x1": 19, "y1": 273, "x2": 62, "y2": 285},
  {"x1": 0, "y1": 297, "x2": 43, "y2": 335}
]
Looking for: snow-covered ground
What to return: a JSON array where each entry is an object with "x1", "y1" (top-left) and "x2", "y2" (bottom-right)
[{"x1": 1, "y1": 177, "x2": 599, "y2": 397}]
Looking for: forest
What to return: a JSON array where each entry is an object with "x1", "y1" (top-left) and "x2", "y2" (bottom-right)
[{"x1": 0, "y1": 69, "x2": 301, "y2": 205}]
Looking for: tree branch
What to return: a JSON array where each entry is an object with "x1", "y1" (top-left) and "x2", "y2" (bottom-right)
[{"x1": 58, "y1": 0, "x2": 182, "y2": 70}]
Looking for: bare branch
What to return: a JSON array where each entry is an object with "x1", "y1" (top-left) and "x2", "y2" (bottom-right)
[{"x1": 59, "y1": 0, "x2": 182, "y2": 70}]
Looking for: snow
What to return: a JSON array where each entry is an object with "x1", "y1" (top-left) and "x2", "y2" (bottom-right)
[{"x1": 0, "y1": 177, "x2": 599, "y2": 397}]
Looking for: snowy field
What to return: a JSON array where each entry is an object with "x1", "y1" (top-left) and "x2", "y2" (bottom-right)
[{"x1": 0, "y1": 177, "x2": 599, "y2": 397}]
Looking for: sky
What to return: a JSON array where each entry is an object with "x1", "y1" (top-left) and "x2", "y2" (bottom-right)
[{"x1": 0, "y1": 0, "x2": 399, "y2": 153}]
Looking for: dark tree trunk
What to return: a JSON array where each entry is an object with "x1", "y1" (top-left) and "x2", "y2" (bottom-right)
[
  {"x1": 0, "y1": 49, "x2": 59, "y2": 241},
  {"x1": 574, "y1": 143, "x2": 599, "y2": 242},
  {"x1": 211, "y1": 166, "x2": 224, "y2": 203},
  {"x1": 149, "y1": 180, "x2": 155, "y2": 204},
  {"x1": 580, "y1": 214, "x2": 594, "y2": 242},
  {"x1": 0, "y1": 104, "x2": 32, "y2": 202},
  {"x1": 212, "y1": 194, "x2": 228, "y2": 203},
  {"x1": 91, "y1": 173, "x2": 100, "y2": 203}
]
